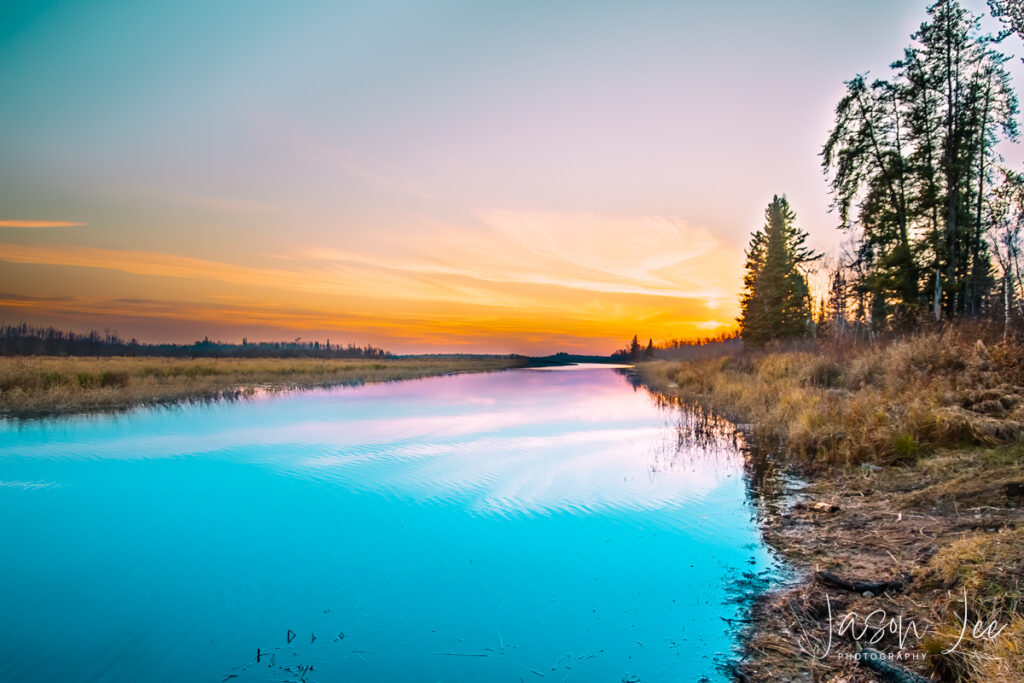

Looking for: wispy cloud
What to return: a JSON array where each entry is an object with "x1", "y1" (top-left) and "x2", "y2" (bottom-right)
[
  {"x1": 0, "y1": 242, "x2": 537, "y2": 308},
  {"x1": 298, "y1": 211, "x2": 744, "y2": 303},
  {"x1": 0, "y1": 220, "x2": 87, "y2": 228},
  {"x1": 0, "y1": 210, "x2": 741, "y2": 351}
]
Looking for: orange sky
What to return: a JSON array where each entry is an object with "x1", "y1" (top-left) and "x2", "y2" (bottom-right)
[
  {"x1": 0, "y1": 212, "x2": 742, "y2": 353},
  {"x1": 4, "y1": 0, "x2": 1017, "y2": 354}
]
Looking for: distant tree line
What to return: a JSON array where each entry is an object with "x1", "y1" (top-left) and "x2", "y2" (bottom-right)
[
  {"x1": 610, "y1": 335, "x2": 654, "y2": 362},
  {"x1": 610, "y1": 331, "x2": 740, "y2": 361},
  {"x1": 0, "y1": 323, "x2": 392, "y2": 359}
]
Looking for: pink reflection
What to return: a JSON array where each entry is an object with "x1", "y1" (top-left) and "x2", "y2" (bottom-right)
[
  {"x1": 9, "y1": 367, "x2": 747, "y2": 516},
  {"x1": 274, "y1": 368, "x2": 746, "y2": 515}
]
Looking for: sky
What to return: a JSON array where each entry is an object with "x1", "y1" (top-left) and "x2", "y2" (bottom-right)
[{"x1": 2, "y1": 0, "x2": 1022, "y2": 354}]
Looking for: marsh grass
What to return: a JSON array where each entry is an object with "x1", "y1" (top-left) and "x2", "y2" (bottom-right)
[
  {"x1": 638, "y1": 327, "x2": 1024, "y2": 468},
  {"x1": 0, "y1": 356, "x2": 524, "y2": 417},
  {"x1": 919, "y1": 525, "x2": 1024, "y2": 680}
]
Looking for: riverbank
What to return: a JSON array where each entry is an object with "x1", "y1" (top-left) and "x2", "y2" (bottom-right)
[
  {"x1": 637, "y1": 328, "x2": 1024, "y2": 681},
  {"x1": 0, "y1": 356, "x2": 525, "y2": 417}
]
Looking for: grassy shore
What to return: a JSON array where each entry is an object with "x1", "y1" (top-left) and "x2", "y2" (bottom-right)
[
  {"x1": 638, "y1": 328, "x2": 1024, "y2": 681},
  {"x1": 0, "y1": 356, "x2": 525, "y2": 417}
]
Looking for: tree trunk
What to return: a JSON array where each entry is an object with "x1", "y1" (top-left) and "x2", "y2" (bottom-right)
[
  {"x1": 973, "y1": 78, "x2": 992, "y2": 317},
  {"x1": 1006, "y1": 276, "x2": 1011, "y2": 340}
]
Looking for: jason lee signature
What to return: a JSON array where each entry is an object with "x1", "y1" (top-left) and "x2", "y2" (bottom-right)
[{"x1": 796, "y1": 587, "x2": 1010, "y2": 659}]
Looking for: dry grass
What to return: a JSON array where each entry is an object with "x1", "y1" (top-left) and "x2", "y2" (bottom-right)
[
  {"x1": 639, "y1": 328, "x2": 1024, "y2": 468},
  {"x1": 926, "y1": 527, "x2": 1024, "y2": 609},
  {"x1": 0, "y1": 356, "x2": 524, "y2": 417},
  {"x1": 919, "y1": 526, "x2": 1024, "y2": 681},
  {"x1": 966, "y1": 615, "x2": 1024, "y2": 682}
]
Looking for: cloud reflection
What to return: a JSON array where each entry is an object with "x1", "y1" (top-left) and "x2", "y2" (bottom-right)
[{"x1": 0, "y1": 368, "x2": 746, "y2": 516}]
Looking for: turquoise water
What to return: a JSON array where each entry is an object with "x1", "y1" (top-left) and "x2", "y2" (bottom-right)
[{"x1": 0, "y1": 366, "x2": 772, "y2": 682}]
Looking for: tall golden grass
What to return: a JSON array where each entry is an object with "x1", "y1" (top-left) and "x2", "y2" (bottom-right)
[
  {"x1": 638, "y1": 327, "x2": 1024, "y2": 467},
  {"x1": 0, "y1": 356, "x2": 524, "y2": 416}
]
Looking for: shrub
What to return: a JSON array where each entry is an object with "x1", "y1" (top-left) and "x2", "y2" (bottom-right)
[
  {"x1": 804, "y1": 358, "x2": 843, "y2": 388},
  {"x1": 891, "y1": 432, "x2": 920, "y2": 458},
  {"x1": 40, "y1": 371, "x2": 67, "y2": 389},
  {"x1": 99, "y1": 370, "x2": 129, "y2": 388}
]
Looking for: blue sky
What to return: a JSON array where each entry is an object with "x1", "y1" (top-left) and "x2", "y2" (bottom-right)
[{"x1": 1, "y1": 0, "x2": 1020, "y2": 352}]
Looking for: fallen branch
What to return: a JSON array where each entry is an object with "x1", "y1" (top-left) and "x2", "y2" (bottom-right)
[
  {"x1": 814, "y1": 571, "x2": 909, "y2": 595},
  {"x1": 858, "y1": 646, "x2": 932, "y2": 683}
]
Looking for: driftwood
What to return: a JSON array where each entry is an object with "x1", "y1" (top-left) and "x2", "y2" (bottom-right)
[
  {"x1": 858, "y1": 646, "x2": 932, "y2": 683},
  {"x1": 814, "y1": 570, "x2": 909, "y2": 595},
  {"x1": 793, "y1": 501, "x2": 841, "y2": 513}
]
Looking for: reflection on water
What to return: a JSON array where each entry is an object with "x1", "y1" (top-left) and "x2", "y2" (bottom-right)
[
  {"x1": 632, "y1": 377, "x2": 790, "y2": 522},
  {"x1": 0, "y1": 366, "x2": 774, "y2": 682}
]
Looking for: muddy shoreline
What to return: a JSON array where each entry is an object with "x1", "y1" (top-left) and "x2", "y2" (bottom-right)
[{"x1": 732, "y1": 444, "x2": 1024, "y2": 682}]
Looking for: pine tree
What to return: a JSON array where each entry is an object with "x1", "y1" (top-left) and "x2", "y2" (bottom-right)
[
  {"x1": 739, "y1": 196, "x2": 821, "y2": 344},
  {"x1": 823, "y1": 0, "x2": 1018, "y2": 323},
  {"x1": 989, "y1": 0, "x2": 1024, "y2": 36},
  {"x1": 823, "y1": 74, "x2": 920, "y2": 320},
  {"x1": 985, "y1": 166, "x2": 1024, "y2": 327},
  {"x1": 628, "y1": 335, "x2": 641, "y2": 360}
]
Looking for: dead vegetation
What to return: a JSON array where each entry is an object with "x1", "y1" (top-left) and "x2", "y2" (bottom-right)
[
  {"x1": 737, "y1": 447, "x2": 1024, "y2": 682},
  {"x1": 0, "y1": 356, "x2": 524, "y2": 417},
  {"x1": 639, "y1": 328, "x2": 1024, "y2": 468},
  {"x1": 638, "y1": 327, "x2": 1024, "y2": 681}
]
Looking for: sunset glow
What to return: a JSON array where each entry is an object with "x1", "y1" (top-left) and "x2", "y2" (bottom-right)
[
  {"x1": 1, "y1": 0, "x2": 1012, "y2": 352},
  {"x1": 0, "y1": 213, "x2": 741, "y2": 352}
]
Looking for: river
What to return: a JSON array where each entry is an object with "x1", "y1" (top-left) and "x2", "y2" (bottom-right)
[{"x1": 0, "y1": 364, "x2": 773, "y2": 681}]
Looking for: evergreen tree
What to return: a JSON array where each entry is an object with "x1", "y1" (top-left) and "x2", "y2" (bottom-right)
[
  {"x1": 823, "y1": 0, "x2": 1018, "y2": 322},
  {"x1": 628, "y1": 335, "x2": 641, "y2": 360},
  {"x1": 989, "y1": 1, "x2": 1024, "y2": 45},
  {"x1": 823, "y1": 75, "x2": 919, "y2": 320},
  {"x1": 985, "y1": 166, "x2": 1024, "y2": 326},
  {"x1": 739, "y1": 196, "x2": 821, "y2": 344}
]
